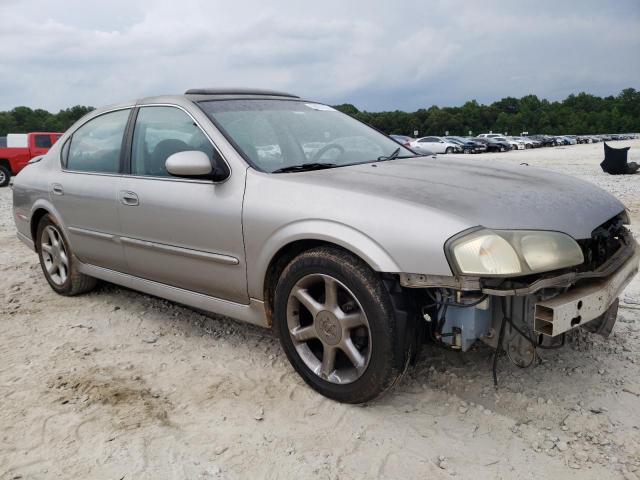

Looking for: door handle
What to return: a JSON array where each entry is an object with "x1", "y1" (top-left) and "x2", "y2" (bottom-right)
[
  {"x1": 51, "y1": 183, "x2": 64, "y2": 195},
  {"x1": 120, "y1": 191, "x2": 139, "y2": 206}
]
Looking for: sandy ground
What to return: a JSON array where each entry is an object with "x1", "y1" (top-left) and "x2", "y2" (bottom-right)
[{"x1": 1, "y1": 140, "x2": 639, "y2": 480}]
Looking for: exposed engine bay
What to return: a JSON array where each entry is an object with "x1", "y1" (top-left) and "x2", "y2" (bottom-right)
[{"x1": 405, "y1": 217, "x2": 639, "y2": 385}]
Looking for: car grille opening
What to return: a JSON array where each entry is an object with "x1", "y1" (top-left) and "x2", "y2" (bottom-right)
[{"x1": 577, "y1": 214, "x2": 626, "y2": 272}]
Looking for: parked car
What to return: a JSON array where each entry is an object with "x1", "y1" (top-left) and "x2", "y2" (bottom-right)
[
  {"x1": 12, "y1": 88, "x2": 639, "y2": 403},
  {"x1": 477, "y1": 133, "x2": 502, "y2": 139},
  {"x1": 445, "y1": 136, "x2": 487, "y2": 154},
  {"x1": 511, "y1": 136, "x2": 538, "y2": 148},
  {"x1": 474, "y1": 137, "x2": 512, "y2": 152},
  {"x1": 555, "y1": 136, "x2": 577, "y2": 146},
  {"x1": 410, "y1": 136, "x2": 462, "y2": 154},
  {"x1": 0, "y1": 132, "x2": 62, "y2": 186},
  {"x1": 529, "y1": 135, "x2": 556, "y2": 147},
  {"x1": 495, "y1": 136, "x2": 525, "y2": 150}
]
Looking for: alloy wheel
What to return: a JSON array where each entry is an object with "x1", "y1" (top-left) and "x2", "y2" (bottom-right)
[
  {"x1": 286, "y1": 274, "x2": 371, "y2": 384},
  {"x1": 40, "y1": 225, "x2": 69, "y2": 285}
]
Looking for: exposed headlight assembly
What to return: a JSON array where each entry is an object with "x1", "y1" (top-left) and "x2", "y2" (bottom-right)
[{"x1": 447, "y1": 229, "x2": 584, "y2": 277}]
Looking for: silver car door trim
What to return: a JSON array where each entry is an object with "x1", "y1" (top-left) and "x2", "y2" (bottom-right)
[
  {"x1": 66, "y1": 227, "x2": 238, "y2": 264},
  {"x1": 77, "y1": 262, "x2": 268, "y2": 327},
  {"x1": 61, "y1": 170, "x2": 124, "y2": 178},
  {"x1": 61, "y1": 169, "x2": 213, "y2": 185},
  {"x1": 120, "y1": 236, "x2": 240, "y2": 265},
  {"x1": 124, "y1": 174, "x2": 215, "y2": 185},
  {"x1": 67, "y1": 226, "x2": 118, "y2": 242}
]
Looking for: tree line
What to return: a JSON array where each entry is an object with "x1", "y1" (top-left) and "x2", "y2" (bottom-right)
[
  {"x1": 0, "y1": 88, "x2": 638, "y2": 138},
  {"x1": 0, "y1": 105, "x2": 94, "y2": 137},
  {"x1": 334, "y1": 88, "x2": 640, "y2": 137}
]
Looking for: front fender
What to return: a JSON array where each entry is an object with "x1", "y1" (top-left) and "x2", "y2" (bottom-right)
[{"x1": 247, "y1": 219, "x2": 403, "y2": 300}]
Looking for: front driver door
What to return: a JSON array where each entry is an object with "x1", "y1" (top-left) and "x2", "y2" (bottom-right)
[{"x1": 117, "y1": 105, "x2": 248, "y2": 304}]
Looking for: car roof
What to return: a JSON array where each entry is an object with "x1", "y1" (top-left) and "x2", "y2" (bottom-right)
[{"x1": 84, "y1": 89, "x2": 305, "y2": 123}]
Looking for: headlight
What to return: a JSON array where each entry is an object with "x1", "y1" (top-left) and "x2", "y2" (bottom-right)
[{"x1": 448, "y1": 229, "x2": 584, "y2": 277}]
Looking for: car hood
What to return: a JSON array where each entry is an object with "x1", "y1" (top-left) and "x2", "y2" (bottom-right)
[{"x1": 293, "y1": 157, "x2": 624, "y2": 239}]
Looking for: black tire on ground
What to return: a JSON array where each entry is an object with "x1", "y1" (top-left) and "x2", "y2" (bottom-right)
[
  {"x1": 445, "y1": 147, "x2": 453, "y2": 154},
  {"x1": 36, "y1": 214, "x2": 98, "y2": 296},
  {"x1": 0, "y1": 165, "x2": 11, "y2": 187},
  {"x1": 274, "y1": 246, "x2": 408, "y2": 403}
]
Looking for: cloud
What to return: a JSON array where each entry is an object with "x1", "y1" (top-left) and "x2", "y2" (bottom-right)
[{"x1": 0, "y1": 0, "x2": 638, "y2": 111}]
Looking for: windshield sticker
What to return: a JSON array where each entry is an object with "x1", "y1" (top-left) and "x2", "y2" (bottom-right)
[{"x1": 305, "y1": 103, "x2": 337, "y2": 112}]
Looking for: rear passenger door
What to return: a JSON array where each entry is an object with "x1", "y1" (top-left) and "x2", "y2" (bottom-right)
[
  {"x1": 117, "y1": 105, "x2": 248, "y2": 304},
  {"x1": 53, "y1": 108, "x2": 131, "y2": 271}
]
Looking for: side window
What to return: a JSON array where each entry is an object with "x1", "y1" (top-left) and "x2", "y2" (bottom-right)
[
  {"x1": 66, "y1": 109, "x2": 130, "y2": 173},
  {"x1": 131, "y1": 106, "x2": 217, "y2": 177},
  {"x1": 35, "y1": 135, "x2": 52, "y2": 148}
]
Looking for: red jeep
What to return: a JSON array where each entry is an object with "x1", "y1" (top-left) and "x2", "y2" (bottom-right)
[{"x1": 0, "y1": 132, "x2": 62, "y2": 187}]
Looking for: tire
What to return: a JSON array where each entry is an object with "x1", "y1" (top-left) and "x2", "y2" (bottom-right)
[
  {"x1": 0, "y1": 165, "x2": 10, "y2": 187},
  {"x1": 36, "y1": 215, "x2": 98, "y2": 296},
  {"x1": 445, "y1": 147, "x2": 453, "y2": 154},
  {"x1": 274, "y1": 247, "x2": 408, "y2": 403}
]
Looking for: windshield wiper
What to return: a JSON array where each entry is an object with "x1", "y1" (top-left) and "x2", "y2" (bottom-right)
[
  {"x1": 377, "y1": 148, "x2": 424, "y2": 162},
  {"x1": 378, "y1": 147, "x2": 401, "y2": 161},
  {"x1": 272, "y1": 162, "x2": 338, "y2": 173}
]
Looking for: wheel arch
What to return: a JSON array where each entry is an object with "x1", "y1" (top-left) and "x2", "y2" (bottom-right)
[
  {"x1": 29, "y1": 200, "x2": 66, "y2": 250},
  {"x1": 255, "y1": 221, "x2": 403, "y2": 324}
]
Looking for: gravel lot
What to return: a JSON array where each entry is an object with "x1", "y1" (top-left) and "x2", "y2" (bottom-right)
[{"x1": 1, "y1": 140, "x2": 639, "y2": 479}]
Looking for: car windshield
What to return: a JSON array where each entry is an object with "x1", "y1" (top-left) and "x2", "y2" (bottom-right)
[{"x1": 198, "y1": 99, "x2": 415, "y2": 172}]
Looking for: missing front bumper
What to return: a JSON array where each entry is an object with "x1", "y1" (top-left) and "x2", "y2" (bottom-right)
[{"x1": 533, "y1": 248, "x2": 639, "y2": 337}]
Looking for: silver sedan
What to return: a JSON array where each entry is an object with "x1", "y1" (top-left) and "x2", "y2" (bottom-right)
[{"x1": 12, "y1": 88, "x2": 639, "y2": 402}]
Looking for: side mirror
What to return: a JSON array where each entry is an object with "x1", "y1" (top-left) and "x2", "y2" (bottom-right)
[{"x1": 165, "y1": 150, "x2": 213, "y2": 178}]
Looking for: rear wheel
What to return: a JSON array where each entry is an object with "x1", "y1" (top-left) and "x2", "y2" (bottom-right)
[
  {"x1": 274, "y1": 247, "x2": 407, "y2": 403},
  {"x1": 36, "y1": 215, "x2": 98, "y2": 295},
  {"x1": 0, "y1": 165, "x2": 10, "y2": 187}
]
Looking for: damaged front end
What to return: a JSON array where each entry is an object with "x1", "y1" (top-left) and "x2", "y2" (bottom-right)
[{"x1": 400, "y1": 215, "x2": 640, "y2": 379}]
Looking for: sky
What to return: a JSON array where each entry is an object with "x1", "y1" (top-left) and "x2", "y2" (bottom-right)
[{"x1": 0, "y1": 0, "x2": 638, "y2": 112}]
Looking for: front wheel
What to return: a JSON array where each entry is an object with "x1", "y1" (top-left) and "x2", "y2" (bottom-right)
[
  {"x1": 0, "y1": 165, "x2": 10, "y2": 187},
  {"x1": 445, "y1": 147, "x2": 453, "y2": 154},
  {"x1": 36, "y1": 215, "x2": 98, "y2": 295},
  {"x1": 274, "y1": 247, "x2": 407, "y2": 403}
]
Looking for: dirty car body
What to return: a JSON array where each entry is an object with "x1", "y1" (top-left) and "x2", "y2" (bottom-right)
[{"x1": 12, "y1": 89, "x2": 640, "y2": 403}]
